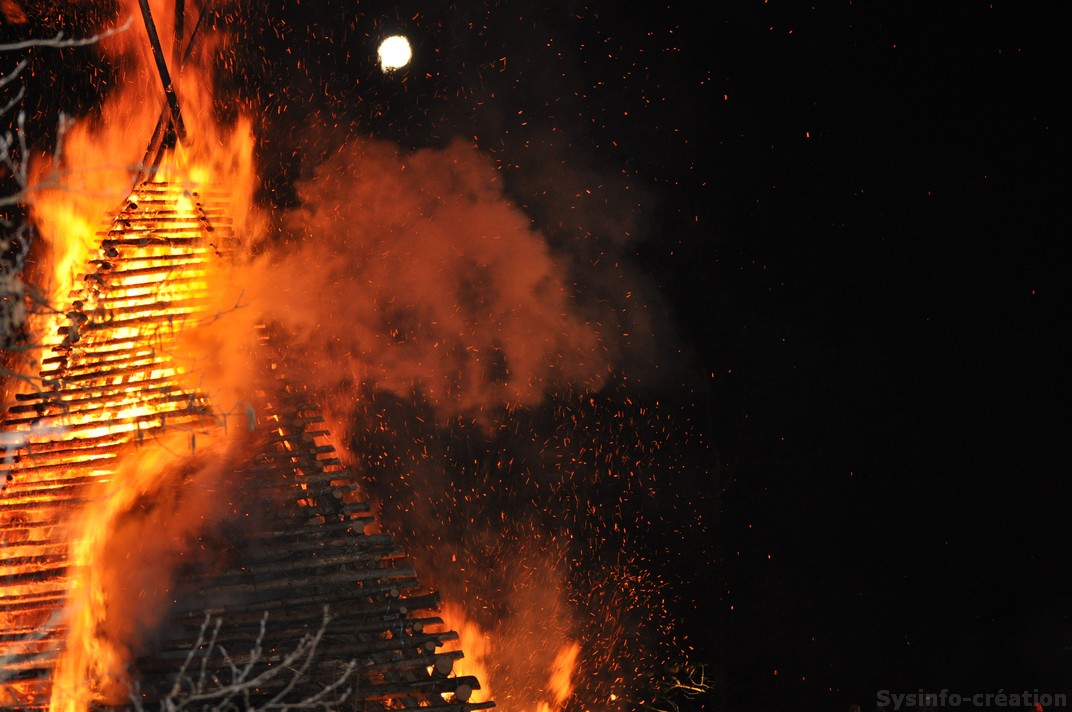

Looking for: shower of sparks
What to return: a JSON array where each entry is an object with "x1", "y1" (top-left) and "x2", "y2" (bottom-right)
[{"x1": 378, "y1": 35, "x2": 412, "y2": 71}]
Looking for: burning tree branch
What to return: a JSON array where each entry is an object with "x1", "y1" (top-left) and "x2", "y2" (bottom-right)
[{"x1": 131, "y1": 606, "x2": 358, "y2": 712}]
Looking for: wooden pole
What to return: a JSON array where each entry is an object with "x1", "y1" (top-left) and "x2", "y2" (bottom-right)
[{"x1": 137, "y1": 0, "x2": 187, "y2": 142}]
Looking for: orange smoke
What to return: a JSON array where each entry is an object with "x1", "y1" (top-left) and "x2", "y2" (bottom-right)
[
  {"x1": 197, "y1": 137, "x2": 611, "y2": 427},
  {"x1": 192, "y1": 135, "x2": 613, "y2": 702}
]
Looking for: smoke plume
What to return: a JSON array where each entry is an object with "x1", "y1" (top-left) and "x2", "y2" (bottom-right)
[{"x1": 198, "y1": 136, "x2": 612, "y2": 425}]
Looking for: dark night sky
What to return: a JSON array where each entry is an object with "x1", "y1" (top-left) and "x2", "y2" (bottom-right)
[
  {"x1": 5, "y1": 1, "x2": 1069, "y2": 710},
  {"x1": 271, "y1": 4, "x2": 1069, "y2": 710},
  {"x1": 231, "y1": 3, "x2": 1067, "y2": 709}
]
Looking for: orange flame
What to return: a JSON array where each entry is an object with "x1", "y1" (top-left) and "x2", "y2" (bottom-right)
[
  {"x1": 48, "y1": 431, "x2": 220, "y2": 711},
  {"x1": 441, "y1": 601, "x2": 581, "y2": 711},
  {"x1": 28, "y1": 0, "x2": 257, "y2": 322},
  {"x1": 440, "y1": 602, "x2": 495, "y2": 703},
  {"x1": 540, "y1": 641, "x2": 581, "y2": 711},
  {"x1": 10, "y1": 2, "x2": 259, "y2": 710}
]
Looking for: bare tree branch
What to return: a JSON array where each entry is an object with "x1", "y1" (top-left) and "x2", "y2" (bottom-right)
[
  {"x1": 2, "y1": 14, "x2": 135, "y2": 379},
  {"x1": 0, "y1": 16, "x2": 136, "y2": 53},
  {"x1": 130, "y1": 606, "x2": 357, "y2": 712}
]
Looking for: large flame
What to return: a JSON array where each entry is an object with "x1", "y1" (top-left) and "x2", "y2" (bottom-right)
[
  {"x1": 48, "y1": 431, "x2": 237, "y2": 711},
  {"x1": 28, "y1": 0, "x2": 257, "y2": 317},
  {"x1": 5, "y1": 2, "x2": 258, "y2": 710}
]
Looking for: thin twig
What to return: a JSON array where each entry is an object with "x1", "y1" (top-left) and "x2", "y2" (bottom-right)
[
  {"x1": 0, "y1": 16, "x2": 135, "y2": 52},
  {"x1": 151, "y1": 607, "x2": 356, "y2": 712}
]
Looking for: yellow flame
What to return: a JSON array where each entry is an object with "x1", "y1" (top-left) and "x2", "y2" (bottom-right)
[
  {"x1": 440, "y1": 602, "x2": 494, "y2": 702},
  {"x1": 440, "y1": 602, "x2": 581, "y2": 711},
  {"x1": 11, "y1": 2, "x2": 260, "y2": 708}
]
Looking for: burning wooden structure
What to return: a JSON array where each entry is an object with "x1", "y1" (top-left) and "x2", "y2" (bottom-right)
[
  {"x1": 0, "y1": 179, "x2": 493, "y2": 709},
  {"x1": 1, "y1": 4, "x2": 492, "y2": 707}
]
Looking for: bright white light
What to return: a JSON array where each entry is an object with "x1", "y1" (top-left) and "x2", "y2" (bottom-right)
[{"x1": 378, "y1": 35, "x2": 412, "y2": 71}]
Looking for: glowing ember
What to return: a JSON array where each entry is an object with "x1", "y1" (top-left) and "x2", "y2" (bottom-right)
[{"x1": 377, "y1": 35, "x2": 412, "y2": 71}]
